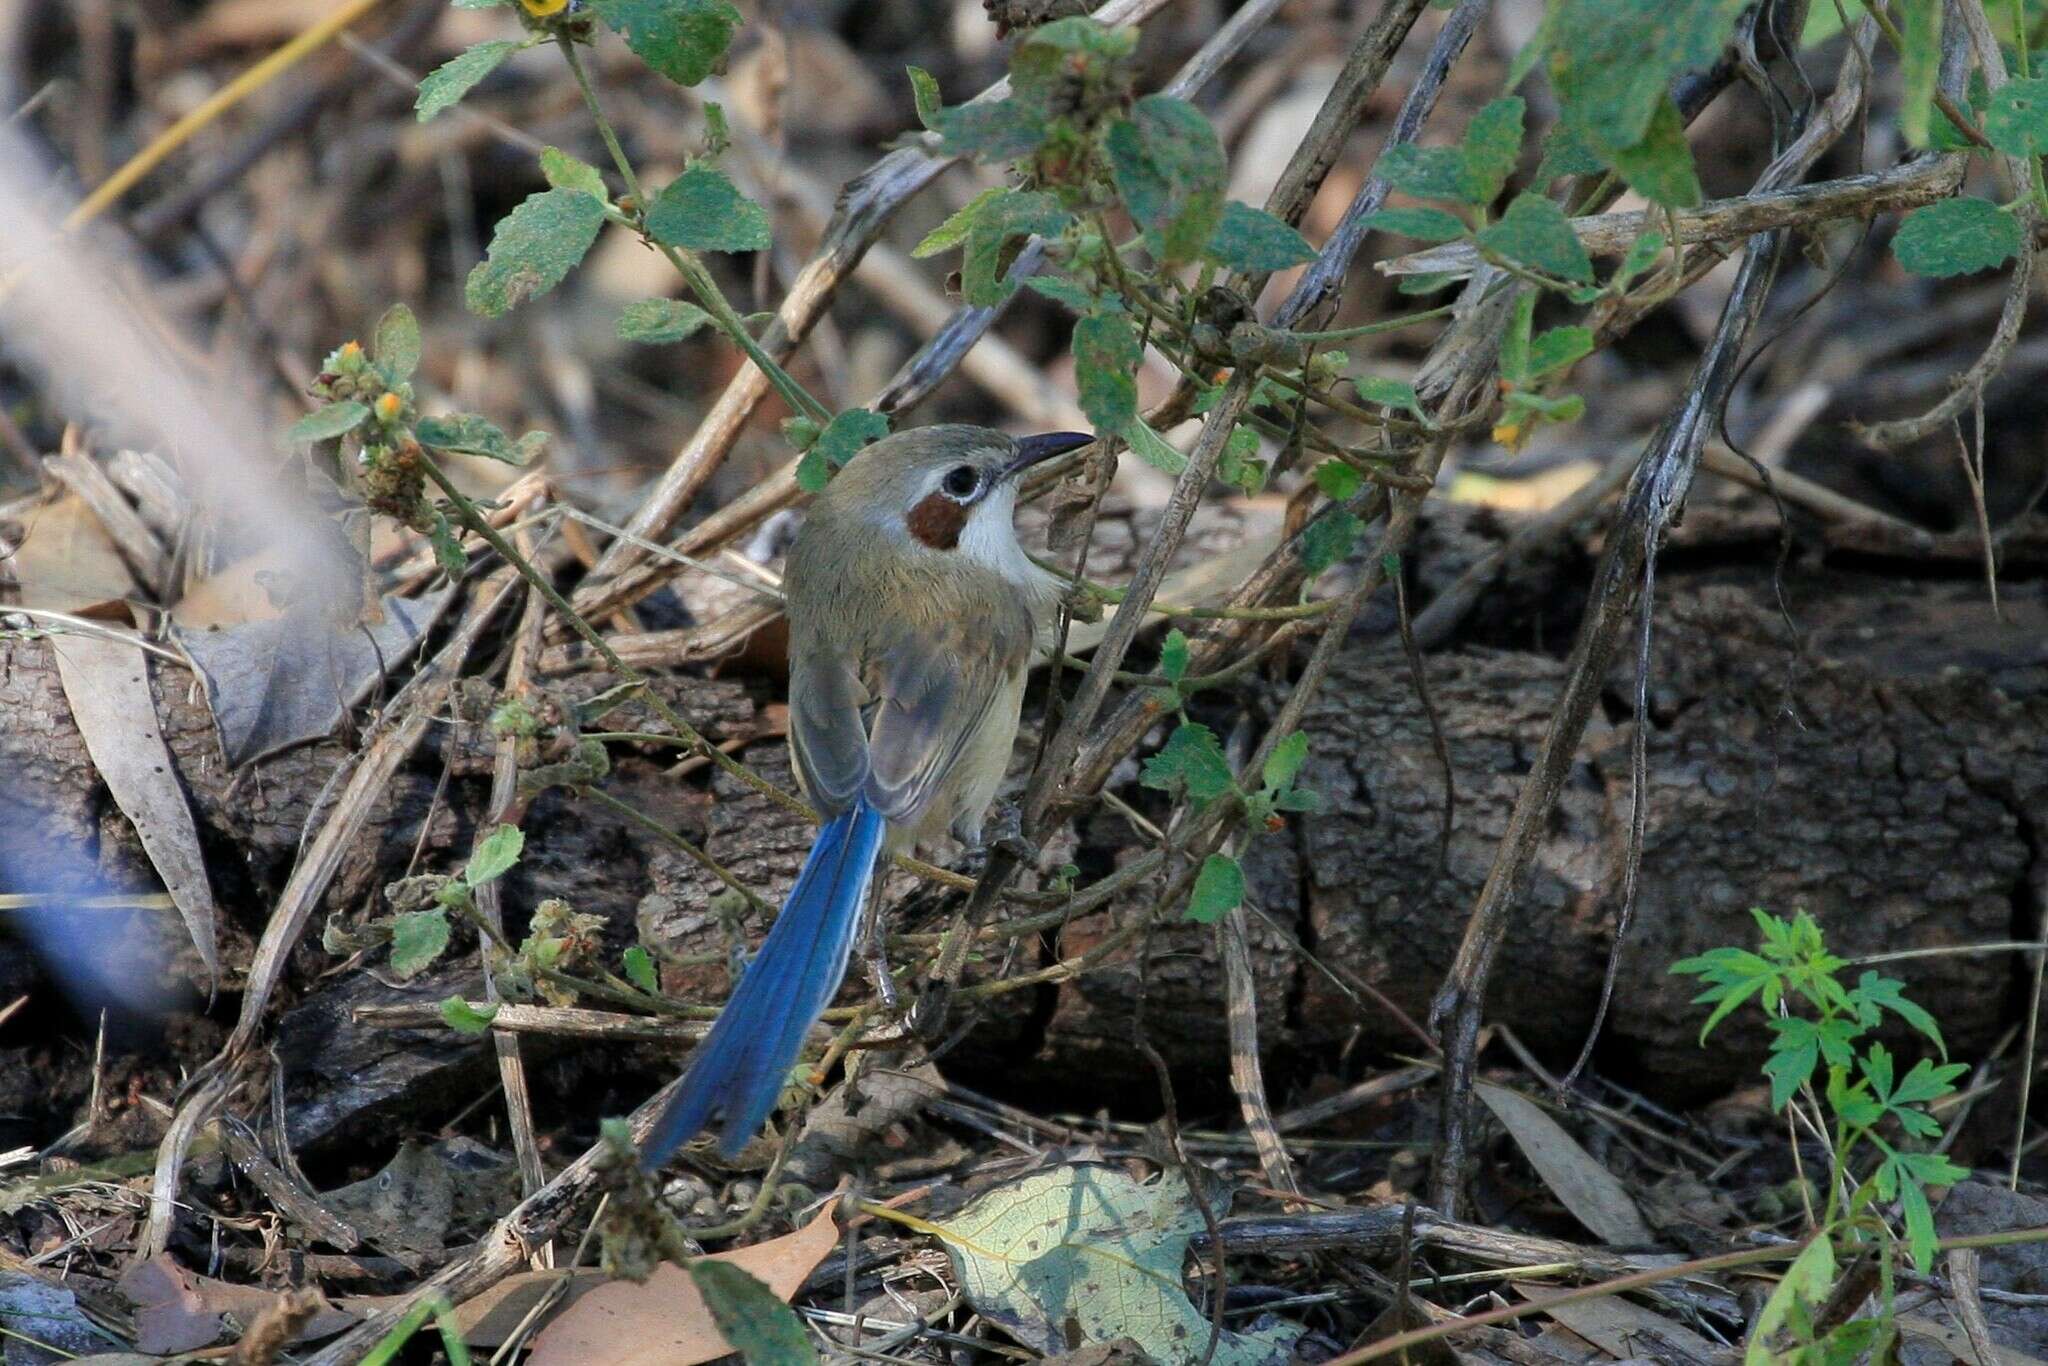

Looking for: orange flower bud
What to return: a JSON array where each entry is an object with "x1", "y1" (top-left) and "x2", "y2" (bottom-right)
[{"x1": 375, "y1": 392, "x2": 403, "y2": 421}]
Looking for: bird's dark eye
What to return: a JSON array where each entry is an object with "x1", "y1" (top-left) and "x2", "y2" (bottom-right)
[{"x1": 942, "y1": 465, "x2": 981, "y2": 499}]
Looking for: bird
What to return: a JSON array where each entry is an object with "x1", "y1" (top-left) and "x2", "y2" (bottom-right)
[{"x1": 640, "y1": 424, "x2": 1094, "y2": 1167}]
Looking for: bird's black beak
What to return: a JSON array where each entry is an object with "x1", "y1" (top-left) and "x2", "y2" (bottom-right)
[{"x1": 1005, "y1": 430, "x2": 1093, "y2": 478}]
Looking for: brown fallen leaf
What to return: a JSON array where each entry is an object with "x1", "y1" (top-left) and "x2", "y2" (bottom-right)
[
  {"x1": 525, "y1": 1204, "x2": 838, "y2": 1365},
  {"x1": 49, "y1": 632, "x2": 220, "y2": 989},
  {"x1": 1514, "y1": 1282, "x2": 1725, "y2": 1363},
  {"x1": 119, "y1": 1253, "x2": 359, "y2": 1356},
  {"x1": 1477, "y1": 1082, "x2": 1655, "y2": 1247},
  {"x1": 3, "y1": 492, "x2": 137, "y2": 613}
]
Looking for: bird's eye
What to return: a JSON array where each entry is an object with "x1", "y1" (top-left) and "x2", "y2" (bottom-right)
[{"x1": 942, "y1": 465, "x2": 981, "y2": 499}]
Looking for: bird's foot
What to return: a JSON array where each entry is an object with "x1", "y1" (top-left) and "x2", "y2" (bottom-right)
[{"x1": 968, "y1": 800, "x2": 1037, "y2": 870}]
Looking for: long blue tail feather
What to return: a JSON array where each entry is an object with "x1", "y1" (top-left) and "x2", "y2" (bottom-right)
[{"x1": 641, "y1": 798, "x2": 887, "y2": 1166}]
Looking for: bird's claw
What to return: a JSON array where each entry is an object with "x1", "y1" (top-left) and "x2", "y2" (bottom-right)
[{"x1": 973, "y1": 800, "x2": 1037, "y2": 869}]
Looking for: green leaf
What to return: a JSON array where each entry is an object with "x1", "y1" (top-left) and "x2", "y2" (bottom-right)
[
  {"x1": 1525, "y1": 325, "x2": 1594, "y2": 381},
  {"x1": 1313, "y1": 459, "x2": 1363, "y2": 500},
  {"x1": 618, "y1": 298, "x2": 714, "y2": 343},
  {"x1": 1498, "y1": 289, "x2": 1537, "y2": 385},
  {"x1": 466, "y1": 823, "x2": 525, "y2": 887},
  {"x1": 1217, "y1": 424, "x2": 1266, "y2": 494},
  {"x1": 795, "y1": 449, "x2": 830, "y2": 493},
  {"x1": 588, "y1": 0, "x2": 741, "y2": 87},
  {"x1": 1355, "y1": 374, "x2": 1427, "y2": 422},
  {"x1": 1460, "y1": 97, "x2": 1526, "y2": 205},
  {"x1": 1379, "y1": 143, "x2": 1487, "y2": 204},
  {"x1": 1301, "y1": 507, "x2": 1362, "y2": 576},
  {"x1": 1477, "y1": 193, "x2": 1593, "y2": 283},
  {"x1": 466, "y1": 188, "x2": 606, "y2": 317},
  {"x1": 1891, "y1": 1057, "x2": 1967, "y2": 1108},
  {"x1": 1010, "y1": 16, "x2": 1135, "y2": 113},
  {"x1": 373, "y1": 303, "x2": 423, "y2": 383},
  {"x1": 427, "y1": 511, "x2": 466, "y2": 577},
  {"x1": 1158, "y1": 628, "x2": 1189, "y2": 683},
  {"x1": 1361, "y1": 206, "x2": 1468, "y2": 241},
  {"x1": 1073, "y1": 312, "x2": 1141, "y2": 436},
  {"x1": 416, "y1": 413, "x2": 545, "y2": 464},
  {"x1": 1985, "y1": 75, "x2": 2048, "y2": 156},
  {"x1": 1615, "y1": 229, "x2": 1667, "y2": 288},
  {"x1": 390, "y1": 908, "x2": 451, "y2": 978},
  {"x1": 623, "y1": 945, "x2": 658, "y2": 994},
  {"x1": 933, "y1": 99, "x2": 1047, "y2": 159},
  {"x1": 1123, "y1": 417, "x2": 1188, "y2": 475},
  {"x1": 540, "y1": 146, "x2": 607, "y2": 200},
  {"x1": 1263, "y1": 731, "x2": 1309, "y2": 790},
  {"x1": 440, "y1": 995, "x2": 499, "y2": 1034},
  {"x1": 812, "y1": 408, "x2": 890, "y2": 472},
  {"x1": 1851, "y1": 970, "x2": 1946, "y2": 1055},
  {"x1": 1204, "y1": 201, "x2": 1316, "y2": 270},
  {"x1": 1534, "y1": 122, "x2": 1604, "y2": 183},
  {"x1": 1762, "y1": 1031, "x2": 1818, "y2": 1111},
  {"x1": 907, "y1": 65, "x2": 942, "y2": 130},
  {"x1": 912, "y1": 186, "x2": 1008, "y2": 259},
  {"x1": 416, "y1": 40, "x2": 520, "y2": 122},
  {"x1": 1186, "y1": 853, "x2": 1245, "y2": 924},
  {"x1": 1601, "y1": 93, "x2": 1702, "y2": 208},
  {"x1": 1747, "y1": 1235, "x2": 1836, "y2": 1366},
  {"x1": 1141, "y1": 722, "x2": 1235, "y2": 803},
  {"x1": 646, "y1": 165, "x2": 771, "y2": 253},
  {"x1": 1892, "y1": 196, "x2": 2023, "y2": 276},
  {"x1": 1900, "y1": 0, "x2": 1944, "y2": 147},
  {"x1": 1548, "y1": 0, "x2": 1748, "y2": 153},
  {"x1": 687, "y1": 1261, "x2": 818, "y2": 1365},
  {"x1": 1901, "y1": 1178, "x2": 1938, "y2": 1274},
  {"x1": 1106, "y1": 95, "x2": 1227, "y2": 264},
  {"x1": 1398, "y1": 270, "x2": 1461, "y2": 295},
  {"x1": 1022, "y1": 275, "x2": 1097, "y2": 311},
  {"x1": 289, "y1": 402, "x2": 369, "y2": 443},
  {"x1": 961, "y1": 191, "x2": 1069, "y2": 305}
]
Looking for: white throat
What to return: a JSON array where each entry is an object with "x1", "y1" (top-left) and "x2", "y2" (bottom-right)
[{"x1": 957, "y1": 483, "x2": 1058, "y2": 601}]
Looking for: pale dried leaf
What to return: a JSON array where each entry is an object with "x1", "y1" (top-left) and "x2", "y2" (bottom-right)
[
  {"x1": 1898, "y1": 1314, "x2": 2048, "y2": 1366},
  {"x1": 526, "y1": 1204, "x2": 838, "y2": 1365},
  {"x1": 49, "y1": 633, "x2": 219, "y2": 988},
  {"x1": 1516, "y1": 1282, "x2": 1725, "y2": 1362},
  {"x1": 1477, "y1": 1082, "x2": 1655, "y2": 1246},
  {"x1": 119, "y1": 1253, "x2": 359, "y2": 1355},
  {"x1": 3, "y1": 493, "x2": 137, "y2": 612}
]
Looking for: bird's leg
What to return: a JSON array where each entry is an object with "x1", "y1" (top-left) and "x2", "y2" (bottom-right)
[
  {"x1": 858, "y1": 878, "x2": 899, "y2": 1012},
  {"x1": 960, "y1": 799, "x2": 1037, "y2": 870}
]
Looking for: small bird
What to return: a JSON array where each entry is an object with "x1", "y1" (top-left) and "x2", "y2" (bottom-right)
[{"x1": 641, "y1": 424, "x2": 1093, "y2": 1166}]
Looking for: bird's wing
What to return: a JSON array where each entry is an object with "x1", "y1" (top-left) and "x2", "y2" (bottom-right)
[
  {"x1": 861, "y1": 620, "x2": 1018, "y2": 827},
  {"x1": 787, "y1": 647, "x2": 871, "y2": 815}
]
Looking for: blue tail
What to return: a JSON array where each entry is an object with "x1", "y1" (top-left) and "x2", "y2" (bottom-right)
[{"x1": 641, "y1": 798, "x2": 887, "y2": 1166}]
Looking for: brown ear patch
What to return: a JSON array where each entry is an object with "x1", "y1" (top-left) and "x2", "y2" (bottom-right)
[{"x1": 906, "y1": 492, "x2": 968, "y2": 550}]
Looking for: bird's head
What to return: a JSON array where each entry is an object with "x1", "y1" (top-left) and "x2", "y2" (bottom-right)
[{"x1": 819, "y1": 424, "x2": 1093, "y2": 558}]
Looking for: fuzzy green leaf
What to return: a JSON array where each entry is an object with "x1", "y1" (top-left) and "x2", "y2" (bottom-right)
[
  {"x1": 466, "y1": 188, "x2": 606, "y2": 316},
  {"x1": 1301, "y1": 507, "x2": 1362, "y2": 576},
  {"x1": 812, "y1": 408, "x2": 890, "y2": 472},
  {"x1": 1185, "y1": 854, "x2": 1245, "y2": 924},
  {"x1": 1141, "y1": 722, "x2": 1234, "y2": 803},
  {"x1": 1123, "y1": 417, "x2": 1188, "y2": 475},
  {"x1": 912, "y1": 186, "x2": 1008, "y2": 259},
  {"x1": 1107, "y1": 95, "x2": 1227, "y2": 264},
  {"x1": 618, "y1": 298, "x2": 714, "y2": 343},
  {"x1": 1313, "y1": 459, "x2": 1363, "y2": 501},
  {"x1": 390, "y1": 908, "x2": 451, "y2": 979},
  {"x1": 933, "y1": 99, "x2": 1047, "y2": 159},
  {"x1": 795, "y1": 449, "x2": 831, "y2": 493},
  {"x1": 373, "y1": 303, "x2": 422, "y2": 382},
  {"x1": 1361, "y1": 206, "x2": 1468, "y2": 242},
  {"x1": 1524, "y1": 325, "x2": 1594, "y2": 382},
  {"x1": 1900, "y1": 0, "x2": 1944, "y2": 147},
  {"x1": 416, "y1": 413, "x2": 545, "y2": 464},
  {"x1": 1072, "y1": 312, "x2": 1141, "y2": 436},
  {"x1": 1547, "y1": 0, "x2": 1748, "y2": 152},
  {"x1": 622, "y1": 945, "x2": 659, "y2": 994},
  {"x1": 1204, "y1": 200, "x2": 1315, "y2": 270},
  {"x1": 1894, "y1": 197, "x2": 2023, "y2": 277},
  {"x1": 416, "y1": 40, "x2": 520, "y2": 122},
  {"x1": 1477, "y1": 192, "x2": 1593, "y2": 283},
  {"x1": 646, "y1": 165, "x2": 771, "y2": 253},
  {"x1": 907, "y1": 65, "x2": 942, "y2": 130},
  {"x1": 1263, "y1": 731, "x2": 1309, "y2": 790},
  {"x1": 687, "y1": 1261, "x2": 818, "y2": 1365},
  {"x1": 1985, "y1": 75, "x2": 2048, "y2": 157},
  {"x1": 1601, "y1": 93, "x2": 1702, "y2": 208},
  {"x1": 1534, "y1": 123, "x2": 1604, "y2": 183},
  {"x1": 1158, "y1": 628, "x2": 1190, "y2": 683},
  {"x1": 961, "y1": 191, "x2": 1068, "y2": 305},
  {"x1": 1378, "y1": 144, "x2": 1486, "y2": 204},
  {"x1": 466, "y1": 823, "x2": 525, "y2": 887},
  {"x1": 440, "y1": 995, "x2": 499, "y2": 1035},
  {"x1": 540, "y1": 146, "x2": 607, "y2": 200},
  {"x1": 588, "y1": 0, "x2": 741, "y2": 87},
  {"x1": 289, "y1": 402, "x2": 369, "y2": 443},
  {"x1": 1461, "y1": 97, "x2": 1526, "y2": 205},
  {"x1": 1355, "y1": 374, "x2": 1427, "y2": 422}
]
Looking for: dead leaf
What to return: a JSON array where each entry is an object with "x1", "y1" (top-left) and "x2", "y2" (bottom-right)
[
  {"x1": 44, "y1": 449, "x2": 169, "y2": 595},
  {"x1": 1477, "y1": 1082, "x2": 1655, "y2": 1246},
  {"x1": 172, "y1": 577, "x2": 455, "y2": 766},
  {"x1": 3, "y1": 493, "x2": 137, "y2": 612},
  {"x1": 1515, "y1": 1282, "x2": 1725, "y2": 1363},
  {"x1": 49, "y1": 632, "x2": 220, "y2": 988},
  {"x1": 525, "y1": 1204, "x2": 838, "y2": 1366},
  {"x1": 119, "y1": 1253, "x2": 359, "y2": 1355},
  {"x1": 321, "y1": 1141, "x2": 456, "y2": 1258},
  {"x1": 452, "y1": 1269, "x2": 609, "y2": 1348},
  {"x1": 1899, "y1": 1314, "x2": 2048, "y2": 1366}
]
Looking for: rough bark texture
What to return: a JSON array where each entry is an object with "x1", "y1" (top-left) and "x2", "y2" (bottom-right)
[{"x1": 5, "y1": 501, "x2": 2047, "y2": 1147}]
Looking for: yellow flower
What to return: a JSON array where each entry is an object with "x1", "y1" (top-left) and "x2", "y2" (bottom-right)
[
  {"x1": 375, "y1": 392, "x2": 403, "y2": 421},
  {"x1": 519, "y1": 0, "x2": 569, "y2": 16}
]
